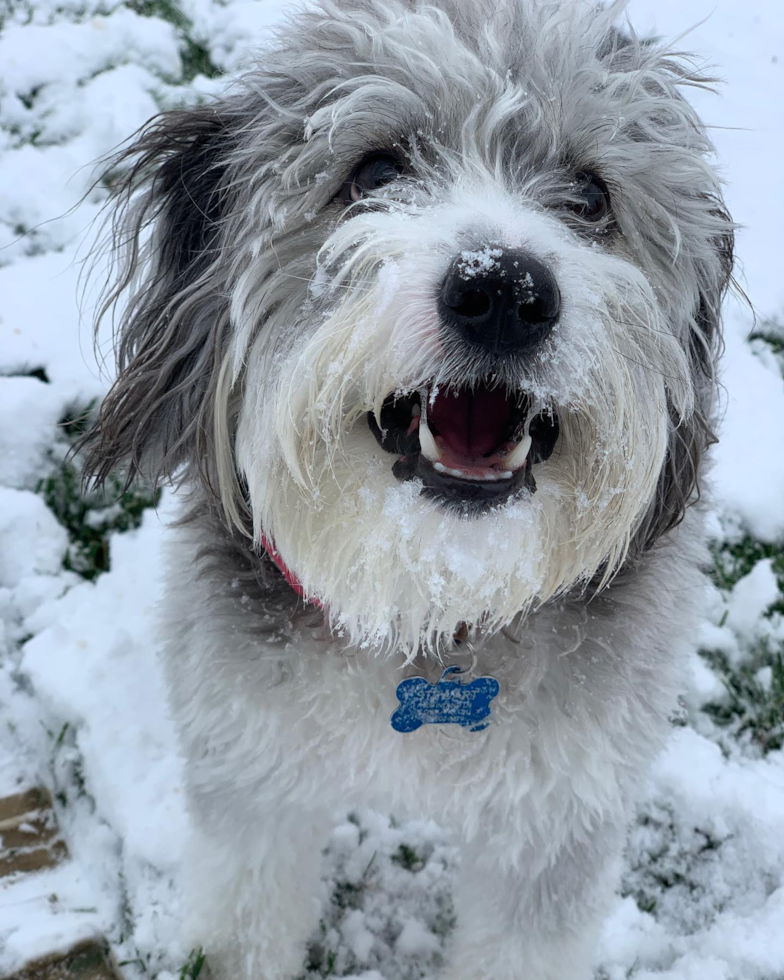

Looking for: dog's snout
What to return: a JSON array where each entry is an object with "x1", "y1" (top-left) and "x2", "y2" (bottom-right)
[{"x1": 438, "y1": 248, "x2": 560, "y2": 355}]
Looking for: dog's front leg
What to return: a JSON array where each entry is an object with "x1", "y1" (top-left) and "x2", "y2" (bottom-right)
[
  {"x1": 181, "y1": 806, "x2": 332, "y2": 980},
  {"x1": 441, "y1": 820, "x2": 622, "y2": 980}
]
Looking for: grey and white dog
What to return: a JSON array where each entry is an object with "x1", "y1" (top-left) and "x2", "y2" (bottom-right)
[{"x1": 81, "y1": 0, "x2": 733, "y2": 977}]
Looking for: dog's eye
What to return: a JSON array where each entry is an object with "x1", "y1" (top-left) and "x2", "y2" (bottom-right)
[
  {"x1": 568, "y1": 172, "x2": 612, "y2": 222},
  {"x1": 343, "y1": 153, "x2": 405, "y2": 204}
]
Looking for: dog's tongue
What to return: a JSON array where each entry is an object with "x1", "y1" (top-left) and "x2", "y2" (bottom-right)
[{"x1": 428, "y1": 384, "x2": 514, "y2": 459}]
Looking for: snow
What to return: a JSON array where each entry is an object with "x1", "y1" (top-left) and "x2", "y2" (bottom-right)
[
  {"x1": 457, "y1": 246, "x2": 503, "y2": 278},
  {"x1": 22, "y1": 500, "x2": 189, "y2": 870},
  {"x1": 726, "y1": 559, "x2": 780, "y2": 642},
  {"x1": 0, "y1": 12, "x2": 181, "y2": 94},
  {"x1": 0, "y1": 0, "x2": 783, "y2": 978},
  {"x1": 712, "y1": 304, "x2": 784, "y2": 540},
  {"x1": 0, "y1": 377, "x2": 66, "y2": 488},
  {"x1": 600, "y1": 729, "x2": 784, "y2": 979},
  {"x1": 0, "y1": 488, "x2": 68, "y2": 585}
]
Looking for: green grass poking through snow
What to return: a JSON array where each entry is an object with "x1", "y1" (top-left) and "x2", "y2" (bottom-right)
[{"x1": 36, "y1": 401, "x2": 160, "y2": 580}]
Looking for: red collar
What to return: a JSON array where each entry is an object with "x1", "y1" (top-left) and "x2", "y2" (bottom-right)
[{"x1": 260, "y1": 533, "x2": 323, "y2": 609}]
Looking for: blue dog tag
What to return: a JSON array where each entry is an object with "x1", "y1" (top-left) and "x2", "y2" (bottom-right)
[{"x1": 391, "y1": 666, "x2": 500, "y2": 733}]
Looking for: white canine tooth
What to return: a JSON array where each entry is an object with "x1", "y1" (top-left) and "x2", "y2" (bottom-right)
[
  {"x1": 411, "y1": 403, "x2": 421, "y2": 418},
  {"x1": 419, "y1": 419, "x2": 441, "y2": 461},
  {"x1": 501, "y1": 470, "x2": 513, "y2": 479},
  {"x1": 434, "y1": 461, "x2": 447, "y2": 473},
  {"x1": 504, "y1": 433, "x2": 532, "y2": 471}
]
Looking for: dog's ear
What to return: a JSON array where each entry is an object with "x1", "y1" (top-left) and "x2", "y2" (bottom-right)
[
  {"x1": 79, "y1": 103, "x2": 236, "y2": 493},
  {"x1": 595, "y1": 26, "x2": 736, "y2": 553},
  {"x1": 635, "y1": 209, "x2": 735, "y2": 555}
]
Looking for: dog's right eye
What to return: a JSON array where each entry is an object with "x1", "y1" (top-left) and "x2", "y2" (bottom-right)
[
  {"x1": 567, "y1": 172, "x2": 612, "y2": 224},
  {"x1": 342, "y1": 153, "x2": 405, "y2": 204}
]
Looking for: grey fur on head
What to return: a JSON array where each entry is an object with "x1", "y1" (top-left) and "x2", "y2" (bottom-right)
[{"x1": 80, "y1": 0, "x2": 734, "y2": 648}]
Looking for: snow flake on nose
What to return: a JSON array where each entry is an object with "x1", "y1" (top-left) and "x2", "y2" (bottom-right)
[{"x1": 457, "y1": 246, "x2": 504, "y2": 279}]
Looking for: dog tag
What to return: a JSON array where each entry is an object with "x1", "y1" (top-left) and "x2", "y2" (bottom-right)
[{"x1": 391, "y1": 666, "x2": 500, "y2": 733}]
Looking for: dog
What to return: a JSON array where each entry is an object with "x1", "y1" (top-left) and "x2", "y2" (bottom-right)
[{"x1": 80, "y1": 0, "x2": 734, "y2": 977}]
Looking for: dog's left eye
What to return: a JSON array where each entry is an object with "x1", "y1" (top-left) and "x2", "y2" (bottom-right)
[
  {"x1": 343, "y1": 153, "x2": 405, "y2": 203},
  {"x1": 568, "y1": 172, "x2": 612, "y2": 223}
]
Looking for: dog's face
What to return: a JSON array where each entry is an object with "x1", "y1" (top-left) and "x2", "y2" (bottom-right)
[{"x1": 85, "y1": 0, "x2": 733, "y2": 652}]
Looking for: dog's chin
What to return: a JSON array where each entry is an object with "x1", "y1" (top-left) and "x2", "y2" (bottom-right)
[
  {"x1": 248, "y1": 431, "x2": 608, "y2": 655},
  {"x1": 284, "y1": 496, "x2": 549, "y2": 654}
]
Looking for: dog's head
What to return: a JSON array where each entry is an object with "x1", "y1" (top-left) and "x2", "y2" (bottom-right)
[{"x1": 82, "y1": 0, "x2": 733, "y2": 652}]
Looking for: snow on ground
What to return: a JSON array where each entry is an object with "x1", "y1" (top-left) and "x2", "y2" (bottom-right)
[{"x1": 0, "y1": 0, "x2": 783, "y2": 978}]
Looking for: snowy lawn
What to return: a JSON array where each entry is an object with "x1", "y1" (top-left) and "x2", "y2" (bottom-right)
[{"x1": 1, "y1": 0, "x2": 783, "y2": 978}]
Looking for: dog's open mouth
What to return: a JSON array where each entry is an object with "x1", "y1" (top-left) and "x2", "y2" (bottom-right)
[{"x1": 367, "y1": 381, "x2": 560, "y2": 509}]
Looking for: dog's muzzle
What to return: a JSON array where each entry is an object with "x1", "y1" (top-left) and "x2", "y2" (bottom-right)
[{"x1": 368, "y1": 246, "x2": 561, "y2": 511}]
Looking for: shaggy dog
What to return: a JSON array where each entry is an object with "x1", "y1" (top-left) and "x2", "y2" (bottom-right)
[{"x1": 81, "y1": 0, "x2": 734, "y2": 977}]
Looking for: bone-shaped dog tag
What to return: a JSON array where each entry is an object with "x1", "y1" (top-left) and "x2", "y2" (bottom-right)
[{"x1": 391, "y1": 666, "x2": 500, "y2": 733}]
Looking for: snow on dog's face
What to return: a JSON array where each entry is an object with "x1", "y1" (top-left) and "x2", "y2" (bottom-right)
[{"x1": 83, "y1": 0, "x2": 733, "y2": 652}]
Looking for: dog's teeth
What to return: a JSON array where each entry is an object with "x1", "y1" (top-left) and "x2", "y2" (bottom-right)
[
  {"x1": 411, "y1": 403, "x2": 421, "y2": 418},
  {"x1": 434, "y1": 461, "x2": 447, "y2": 473},
  {"x1": 500, "y1": 470, "x2": 513, "y2": 479},
  {"x1": 503, "y1": 434, "x2": 532, "y2": 471},
  {"x1": 419, "y1": 419, "x2": 441, "y2": 461}
]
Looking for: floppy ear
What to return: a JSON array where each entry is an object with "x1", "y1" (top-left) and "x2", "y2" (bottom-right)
[
  {"x1": 595, "y1": 27, "x2": 736, "y2": 553},
  {"x1": 79, "y1": 102, "x2": 236, "y2": 492},
  {"x1": 634, "y1": 207, "x2": 735, "y2": 554}
]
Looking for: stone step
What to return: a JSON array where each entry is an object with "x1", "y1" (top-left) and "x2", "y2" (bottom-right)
[
  {"x1": 0, "y1": 787, "x2": 68, "y2": 879},
  {"x1": 2, "y1": 941, "x2": 120, "y2": 980}
]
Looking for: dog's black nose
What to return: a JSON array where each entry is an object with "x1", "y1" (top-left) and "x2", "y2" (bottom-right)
[{"x1": 438, "y1": 247, "x2": 560, "y2": 355}]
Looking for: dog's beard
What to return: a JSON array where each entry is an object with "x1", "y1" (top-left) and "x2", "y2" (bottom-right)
[{"x1": 234, "y1": 194, "x2": 694, "y2": 656}]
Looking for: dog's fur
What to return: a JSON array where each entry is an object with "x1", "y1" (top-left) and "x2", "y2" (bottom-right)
[{"x1": 80, "y1": 0, "x2": 734, "y2": 977}]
